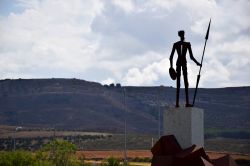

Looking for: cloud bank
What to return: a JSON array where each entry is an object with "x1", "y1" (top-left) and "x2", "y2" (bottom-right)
[{"x1": 0, "y1": 0, "x2": 249, "y2": 87}]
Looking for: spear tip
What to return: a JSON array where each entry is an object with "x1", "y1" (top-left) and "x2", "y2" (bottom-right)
[{"x1": 205, "y1": 19, "x2": 211, "y2": 40}]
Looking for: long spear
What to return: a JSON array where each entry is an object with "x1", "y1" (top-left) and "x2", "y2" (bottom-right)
[{"x1": 193, "y1": 19, "x2": 211, "y2": 106}]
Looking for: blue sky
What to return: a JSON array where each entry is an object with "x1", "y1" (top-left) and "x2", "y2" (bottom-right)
[
  {"x1": 0, "y1": 0, "x2": 24, "y2": 16},
  {"x1": 0, "y1": 0, "x2": 249, "y2": 87}
]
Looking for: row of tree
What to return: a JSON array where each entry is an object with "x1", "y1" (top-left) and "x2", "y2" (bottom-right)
[{"x1": 0, "y1": 135, "x2": 107, "y2": 151}]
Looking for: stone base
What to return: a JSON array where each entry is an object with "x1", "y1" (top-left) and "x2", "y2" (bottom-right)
[{"x1": 163, "y1": 107, "x2": 204, "y2": 149}]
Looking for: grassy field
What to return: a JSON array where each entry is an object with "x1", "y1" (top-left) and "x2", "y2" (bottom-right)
[
  {"x1": 1, "y1": 125, "x2": 250, "y2": 154},
  {"x1": 205, "y1": 138, "x2": 250, "y2": 154},
  {"x1": 205, "y1": 128, "x2": 250, "y2": 139}
]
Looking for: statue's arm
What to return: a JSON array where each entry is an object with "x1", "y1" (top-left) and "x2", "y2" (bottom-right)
[
  {"x1": 188, "y1": 43, "x2": 201, "y2": 66},
  {"x1": 169, "y1": 44, "x2": 175, "y2": 67}
]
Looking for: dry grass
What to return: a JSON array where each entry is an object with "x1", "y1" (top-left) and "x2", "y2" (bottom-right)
[
  {"x1": 77, "y1": 150, "x2": 250, "y2": 160},
  {"x1": 77, "y1": 150, "x2": 152, "y2": 159},
  {"x1": 206, "y1": 151, "x2": 250, "y2": 160}
]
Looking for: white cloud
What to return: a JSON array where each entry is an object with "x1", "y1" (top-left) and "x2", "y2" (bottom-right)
[
  {"x1": 0, "y1": 0, "x2": 103, "y2": 78},
  {"x1": 112, "y1": 0, "x2": 135, "y2": 13},
  {"x1": 101, "y1": 77, "x2": 115, "y2": 85},
  {"x1": 123, "y1": 57, "x2": 170, "y2": 86},
  {"x1": 0, "y1": 0, "x2": 249, "y2": 87}
]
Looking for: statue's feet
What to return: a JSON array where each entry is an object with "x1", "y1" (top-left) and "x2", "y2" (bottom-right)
[{"x1": 186, "y1": 104, "x2": 193, "y2": 107}]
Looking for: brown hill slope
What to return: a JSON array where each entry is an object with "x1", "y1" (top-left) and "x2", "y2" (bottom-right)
[{"x1": 0, "y1": 78, "x2": 249, "y2": 134}]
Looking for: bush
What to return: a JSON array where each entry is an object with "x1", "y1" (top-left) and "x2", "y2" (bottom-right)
[
  {"x1": 101, "y1": 156, "x2": 121, "y2": 166},
  {"x1": 0, "y1": 151, "x2": 33, "y2": 166},
  {"x1": 38, "y1": 139, "x2": 78, "y2": 166},
  {"x1": 0, "y1": 140, "x2": 89, "y2": 166},
  {"x1": 0, "y1": 150, "x2": 54, "y2": 166}
]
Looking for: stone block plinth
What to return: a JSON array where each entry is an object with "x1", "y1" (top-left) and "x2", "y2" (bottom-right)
[{"x1": 163, "y1": 107, "x2": 204, "y2": 149}]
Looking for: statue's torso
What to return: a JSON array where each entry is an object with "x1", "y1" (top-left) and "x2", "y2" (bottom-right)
[{"x1": 174, "y1": 41, "x2": 190, "y2": 65}]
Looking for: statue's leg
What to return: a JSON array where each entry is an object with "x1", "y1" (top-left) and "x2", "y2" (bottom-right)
[
  {"x1": 183, "y1": 65, "x2": 191, "y2": 106},
  {"x1": 176, "y1": 65, "x2": 181, "y2": 107}
]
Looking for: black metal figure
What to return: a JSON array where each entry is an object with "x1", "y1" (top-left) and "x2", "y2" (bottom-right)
[{"x1": 169, "y1": 30, "x2": 201, "y2": 107}]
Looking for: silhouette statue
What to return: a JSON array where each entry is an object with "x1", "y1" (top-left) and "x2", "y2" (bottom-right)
[{"x1": 169, "y1": 30, "x2": 201, "y2": 107}]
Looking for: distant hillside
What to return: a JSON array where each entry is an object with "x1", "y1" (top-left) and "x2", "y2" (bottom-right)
[{"x1": 0, "y1": 79, "x2": 249, "y2": 133}]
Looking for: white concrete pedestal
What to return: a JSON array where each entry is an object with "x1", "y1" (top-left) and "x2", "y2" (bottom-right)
[{"x1": 163, "y1": 107, "x2": 204, "y2": 149}]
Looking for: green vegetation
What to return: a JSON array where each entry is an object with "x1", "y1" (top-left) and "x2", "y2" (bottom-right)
[
  {"x1": 131, "y1": 157, "x2": 151, "y2": 163},
  {"x1": 1, "y1": 131, "x2": 250, "y2": 154},
  {"x1": 0, "y1": 139, "x2": 148, "y2": 166},
  {"x1": 205, "y1": 138, "x2": 250, "y2": 154},
  {"x1": 0, "y1": 151, "x2": 38, "y2": 166},
  {"x1": 101, "y1": 156, "x2": 121, "y2": 166},
  {"x1": 38, "y1": 139, "x2": 78, "y2": 166},
  {"x1": 0, "y1": 134, "x2": 107, "y2": 151},
  {"x1": 0, "y1": 139, "x2": 90, "y2": 166},
  {"x1": 205, "y1": 128, "x2": 250, "y2": 139}
]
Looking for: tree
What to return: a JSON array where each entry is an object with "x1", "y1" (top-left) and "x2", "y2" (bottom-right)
[
  {"x1": 39, "y1": 139, "x2": 77, "y2": 166},
  {"x1": 0, "y1": 151, "x2": 34, "y2": 166}
]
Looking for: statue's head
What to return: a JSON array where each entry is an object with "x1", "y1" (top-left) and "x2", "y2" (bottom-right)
[{"x1": 178, "y1": 30, "x2": 185, "y2": 41}]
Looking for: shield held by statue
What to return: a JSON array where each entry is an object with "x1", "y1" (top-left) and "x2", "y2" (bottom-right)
[{"x1": 169, "y1": 67, "x2": 177, "y2": 80}]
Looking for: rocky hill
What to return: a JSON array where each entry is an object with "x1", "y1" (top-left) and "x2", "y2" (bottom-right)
[{"x1": 0, "y1": 78, "x2": 249, "y2": 133}]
